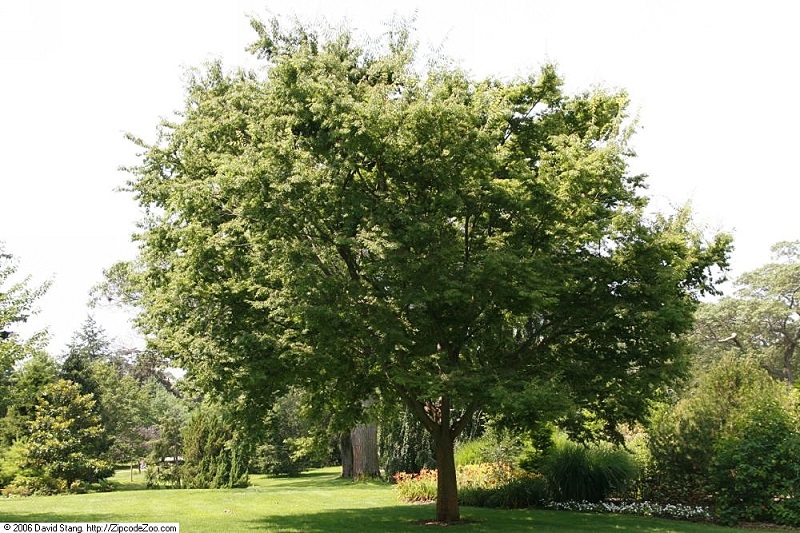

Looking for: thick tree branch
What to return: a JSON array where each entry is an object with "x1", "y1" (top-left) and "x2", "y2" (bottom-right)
[{"x1": 394, "y1": 383, "x2": 439, "y2": 434}]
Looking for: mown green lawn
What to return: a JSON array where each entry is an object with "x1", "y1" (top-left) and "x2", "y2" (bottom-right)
[{"x1": 0, "y1": 467, "x2": 781, "y2": 532}]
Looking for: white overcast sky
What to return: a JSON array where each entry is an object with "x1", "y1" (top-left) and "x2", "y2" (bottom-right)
[{"x1": 1, "y1": 0, "x2": 798, "y2": 353}]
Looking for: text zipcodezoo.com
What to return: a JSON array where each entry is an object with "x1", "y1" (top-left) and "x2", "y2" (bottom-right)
[{"x1": 1, "y1": 524, "x2": 179, "y2": 533}]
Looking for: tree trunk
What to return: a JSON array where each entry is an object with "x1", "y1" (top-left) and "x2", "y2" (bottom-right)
[
  {"x1": 351, "y1": 423, "x2": 380, "y2": 479},
  {"x1": 397, "y1": 391, "x2": 471, "y2": 523},
  {"x1": 783, "y1": 342, "x2": 795, "y2": 384},
  {"x1": 339, "y1": 431, "x2": 353, "y2": 478},
  {"x1": 434, "y1": 426, "x2": 460, "y2": 523}
]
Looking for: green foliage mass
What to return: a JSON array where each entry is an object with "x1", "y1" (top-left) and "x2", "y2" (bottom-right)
[
  {"x1": 90, "y1": 359, "x2": 160, "y2": 463},
  {"x1": 21, "y1": 379, "x2": 114, "y2": 492},
  {"x1": 117, "y1": 18, "x2": 731, "y2": 428},
  {"x1": 536, "y1": 433, "x2": 637, "y2": 503},
  {"x1": 0, "y1": 244, "x2": 50, "y2": 422},
  {"x1": 110, "y1": 17, "x2": 731, "y2": 521},
  {"x1": 691, "y1": 241, "x2": 800, "y2": 383},
  {"x1": 251, "y1": 388, "x2": 331, "y2": 476},
  {"x1": 646, "y1": 357, "x2": 800, "y2": 525},
  {"x1": 60, "y1": 316, "x2": 110, "y2": 399},
  {"x1": 454, "y1": 428, "x2": 524, "y2": 468},
  {"x1": 56, "y1": 317, "x2": 188, "y2": 466},
  {"x1": 146, "y1": 411, "x2": 185, "y2": 489},
  {"x1": 710, "y1": 399, "x2": 800, "y2": 526},
  {"x1": 181, "y1": 404, "x2": 251, "y2": 488},
  {"x1": 0, "y1": 351, "x2": 58, "y2": 446},
  {"x1": 0, "y1": 438, "x2": 28, "y2": 488},
  {"x1": 379, "y1": 407, "x2": 436, "y2": 478}
]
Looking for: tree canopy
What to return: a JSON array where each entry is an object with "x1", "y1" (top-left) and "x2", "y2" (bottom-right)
[
  {"x1": 691, "y1": 241, "x2": 800, "y2": 382},
  {"x1": 23, "y1": 379, "x2": 113, "y2": 490},
  {"x1": 0, "y1": 244, "x2": 49, "y2": 377},
  {"x1": 0, "y1": 244, "x2": 50, "y2": 440},
  {"x1": 113, "y1": 19, "x2": 731, "y2": 522}
]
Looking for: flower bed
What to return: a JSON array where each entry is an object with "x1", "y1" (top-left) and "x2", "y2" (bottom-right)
[
  {"x1": 394, "y1": 462, "x2": 548, "y2": 508},
  {"x1": 547, "y1": 500, "x2": 712, "y2": 521},
  {"x1": 394, "y1": 463, "x2": 712, "y2": 520},
  {"x1": 394, "y1": 462, "x2": 520, "y2": 502}
]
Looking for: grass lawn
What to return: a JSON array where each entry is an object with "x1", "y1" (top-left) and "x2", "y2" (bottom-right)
[{"x1": 0, "y1": 467, "x2": 782, "y2": 532}]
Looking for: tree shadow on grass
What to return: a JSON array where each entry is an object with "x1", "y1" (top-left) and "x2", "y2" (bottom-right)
[
  {"x1": 248, "y1": 504, "x2": 443, "y2": 532},
  {"x1": 248, "y1": 505, "x2": 736, "y2": 533},
  {"x1": 248, "y1": 505, "x2": 561, "y2": 532},
  {"x1": 249, "y1": 472, "x2": 387, "y2": 491}
]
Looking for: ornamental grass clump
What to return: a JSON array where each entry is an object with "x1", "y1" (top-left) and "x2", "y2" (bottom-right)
[{"x1": 538, "y1": 433, "x2": 638, "y2": 503}]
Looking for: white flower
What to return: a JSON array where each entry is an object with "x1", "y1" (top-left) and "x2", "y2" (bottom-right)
[{"x1": 546, "y1": 500, "x2": 711, "y2": 521}]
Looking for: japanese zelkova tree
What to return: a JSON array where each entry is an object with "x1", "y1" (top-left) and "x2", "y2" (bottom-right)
[{"x1": 118, "y1": 20, "x2": 731, "y2": 522}]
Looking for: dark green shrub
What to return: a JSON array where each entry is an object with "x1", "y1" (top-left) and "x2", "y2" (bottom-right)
[
  {"x1": 145, "y1": 461, "x2": 183, "y2": 489},
  {"x1": 710, "y1": 402, "x2": 800, "y2": 526},
  {"x1": 772, "y1": 499, "x2": 800, "y2": 528},
  {"x1": 485, "y1": 474, "x2": 550, "y2": 508},
  {"x1": 181, "y1": 405, "x2": 251, "y2": 488},
  {"x1": 646, "y1": 358, "x2": 799, "y2": 508},
  {"x1": 539, "y1": 433, "x2": 637, "y2": 502},
  {"x1": 458, "y1": 486, "x2": 494, "y2": 507}
]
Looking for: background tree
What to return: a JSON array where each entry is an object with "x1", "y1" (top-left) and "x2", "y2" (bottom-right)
[
  {"x1": 252, "y1": 388, "x2": 331, "y2": 477},
  {"x1": 0, "y1": 244, "x2": 49, "y2": 423},
  {"x1": 90, "y1": 360, "x2": 160, "y2": 464},
  {"x1": 60, "y1": 315, "x2": 111, "y2": 397},
  {"x1": 691, "y1": 241, "x2": 800, "y2": 382},
  {"x1": 0, "y1": 352, "x2": 58, "y2": 491},
  {"x1": 113, "y1": 20, "x2": 730, "y2": 522},
  {"x1": 350, "y1": 423, "x2": 380, "y2": 479},
  {"x1": 0, "y1": 351, "x2": 58, "y2": 446},
  {"x1": 127, "y1": 347, "x2": 178, "y2": 394},
  {"x1": 22, "y1": 379, "x2": 113, "y2": 491},
  {"x1": 59, "y1": 318, "x2": 180, "y2": 464},
  {"x1": 146, "y1": 409, "x2": 186, "y2": 489},
  {"x1": 181, "y1": 403, "x2": 251, "y2": 488},
  {"x1": 378, "y1": 407, "x2": 436, "y2": 479},
  {"x1": 646, "y1": 357, "x2": 800, "y2": 525},
  {"x1": 0, "y1": 244, "x2": 51, "y2": 492},
  {"x1": 140, "y1": 367, "x2": 194, "y2": 487}
]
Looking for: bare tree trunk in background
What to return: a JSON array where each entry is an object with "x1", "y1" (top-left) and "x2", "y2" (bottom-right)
[
  {"x1": 339, "y1": 431, "x2": 353, "y2": 478},
  {"x1": 350, "y1": 423, "x2": 380, "y2": 479}
]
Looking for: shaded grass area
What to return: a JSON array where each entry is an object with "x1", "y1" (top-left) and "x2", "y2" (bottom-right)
[{"x1": 0, "y1": 467, "x2": 777, "y2": 532}]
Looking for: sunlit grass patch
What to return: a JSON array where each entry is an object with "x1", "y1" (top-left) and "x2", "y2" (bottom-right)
[{"x1": 0, "y1": 467, "x2": 770, "y2": 532}]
